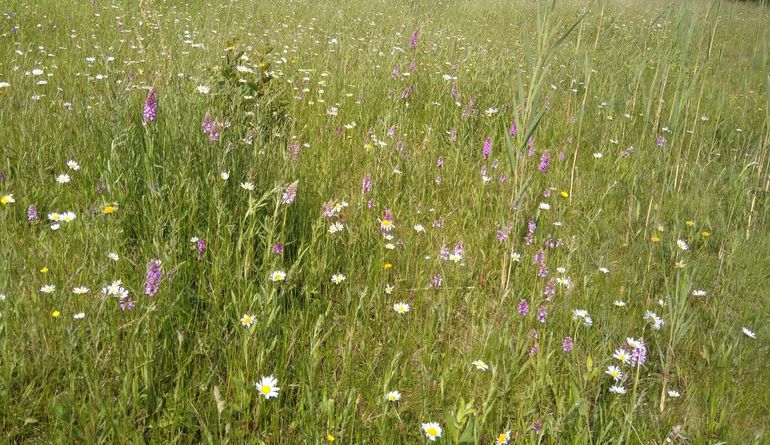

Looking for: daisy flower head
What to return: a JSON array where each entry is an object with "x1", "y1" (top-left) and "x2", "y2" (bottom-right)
[
  {"x1": 421, "y1": 422, "x2": 442, "y2": 441},
  {"x1": 60, "y1": 211, "x2": 76, "y2": 223},
  {"x1": 269, "y1": 270, "x2": 287, "y2": 282},
  {"x1": 644, "y1": 310, "x2": 665, "y2": 330},
  {"x1": 255, "y1": 375, "x2": 279, "y2": 399},
  {"x1": 0, "y1": 194, "x2": 14, "y2": 205},
  {"x1": 51, "y1": 310, "x2": 61, "y2": 318},
  {"x1": 384, "y1": 284, "x2": 395, "y2": 295},
  {"x1": 328, "y1": 221, "x2": 344, "y2": 234},
  {"x1": 67, "y1": 160, "x2": 80, "y2": 171},
  {"x1": 676, "y1": 239, "x2": 689, "y2": 251},
  {"x1": 72, "y1": 286, "x2": 90, "y2": 295},
  {"x1": 495, "y1": 431, "x2": 511, "y2": 445},
  {"x1": 102, "y1": 280, "x2": 125, "y2": 297},
  {"x1": 196, "y1": 85, "x2": 210, "y2": 94},
  {"x1": 572, "y1": 309, "x2": 588, "y2": 319},
  {"x1": 40, "y1": 284, "x2": 56, "y2": 294},
  {"x1": 240, "y1": 314, "x2": 255, "y2": 327},
  {"x1": 385, "y1": 390, "x2": 401, "y2": 402},
  {"x1": 220, "y1": 171, "x2": 230, "y2": 180},
  {"x1": 414, "y1": 224, "x2": 426, "y2": 233},
  {"x1": 742, "y1": 327, "x2": 757, "y2": 339},
  {"x1": 613, "y1": 300, "x2": 626, "y2": 307},
  {"x1": 692, "y1": 289, "x2": 706, "y2": 297},
  {"x1": 667, "y1": 390, "x2": 681, "y2": 398},
  {"x1": 606, "y1": 365, "x2": 623, "y2": 381},
  {"x1": 56, "y1": 174, "x2": 71, "y2": 184},
  {"x1": 609, "y1": 385, "x2": 626, "y2": 395},
  {"x1": 613, "y1": 348, "x2": 630, "y2": 364},
  {"x1": 393, "y1": 302, "x2": 409, "y2": 315},
  {"x1": 73, "y1": 312, "x2": 86, "y2": 319},
  {"x1": 572, "y1": 309, "x2": 593, "y2": 327},
  {"x1": 331, "y1": 273, "x2": 346, "y2": 285},
  {"x1": 240, "y1": 181, "x2": 255, "y2": 191},
  {"x1": 510, "y1": 252, "x2": 521, "y2": 262},
  {"x1": 108, "y1": 252, "x2": 120, "y2": 261},
  {"x1": 472, "y1": 359, "x2": 489, "y2": 371}
]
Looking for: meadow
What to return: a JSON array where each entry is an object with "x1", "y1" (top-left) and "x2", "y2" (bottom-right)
[{"x1": 1, "y1": 0, "x2": 769, "y2": 443}]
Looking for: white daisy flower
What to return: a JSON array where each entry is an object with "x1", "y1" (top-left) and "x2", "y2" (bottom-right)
[
  {"x1": 255, "y1": 375, "x2": 279, "y2": 399},
  {"x1": 393, "y1": 302, "x2": 409, "y2": 315},
  {"x1": 421, "y1": 422, "x2": 442, "y2": 441}
]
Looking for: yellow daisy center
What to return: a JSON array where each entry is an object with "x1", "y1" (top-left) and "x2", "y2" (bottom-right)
[
  {"x1": 427, "y1": 427, "x2": 438, "y2": 436},
  {"x1": 260, "y1": 385, "x2": 271, "y2": 394}
]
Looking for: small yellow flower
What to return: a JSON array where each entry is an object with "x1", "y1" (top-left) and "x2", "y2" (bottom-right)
[
  {"x1": 675, "y1": 261, "x2": 685, "y2": 269},
  {"x1": 51, "y1": 310, "x2": 61, "y2": 318},
  {"x1": 702, "y1": 231, "x2": 711, "y2": 238},
  {"x1": 686, "y1": 220, "x2": 695, "y2": 226},
  {"x1": 40, "y1": 267, "x2": 49, "y2": 274},
  {"x1": 560, "y1": 191, "x2": 569, "y2": 198},
  {"x1": 364, "y1": 143, "x2": 373, "y2": 151},
  {"x1": 651, "y1": 234, "x2": 661, "y2": 243},
  {"x1": 103, "y1": 204, "x2": 118, "y2": 214},
  {"x1": 383, "y1": 263, "x2": 393, "y2": 270},
  {"x1": 326, "y1": 434, "x2": 335, "y2": 442}
]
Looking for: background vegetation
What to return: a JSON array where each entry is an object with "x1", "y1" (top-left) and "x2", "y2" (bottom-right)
[{"x1": 1, "y1": 0, "x2": 768, "y2": 443}]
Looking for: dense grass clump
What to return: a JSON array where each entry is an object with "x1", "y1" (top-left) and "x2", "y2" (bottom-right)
[{"x1": 1, "y1": 0, "x2": 769, "y2": 443}]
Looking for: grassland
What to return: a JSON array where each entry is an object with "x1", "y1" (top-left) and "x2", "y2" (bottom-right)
[{"x1": 1, "y1": 0, "x2": 769, "y2": 443}]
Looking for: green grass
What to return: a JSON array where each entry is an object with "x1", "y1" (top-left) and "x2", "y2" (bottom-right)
[{"x1": 1, "y1": 0, "x2": 769, "y2": 443}]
